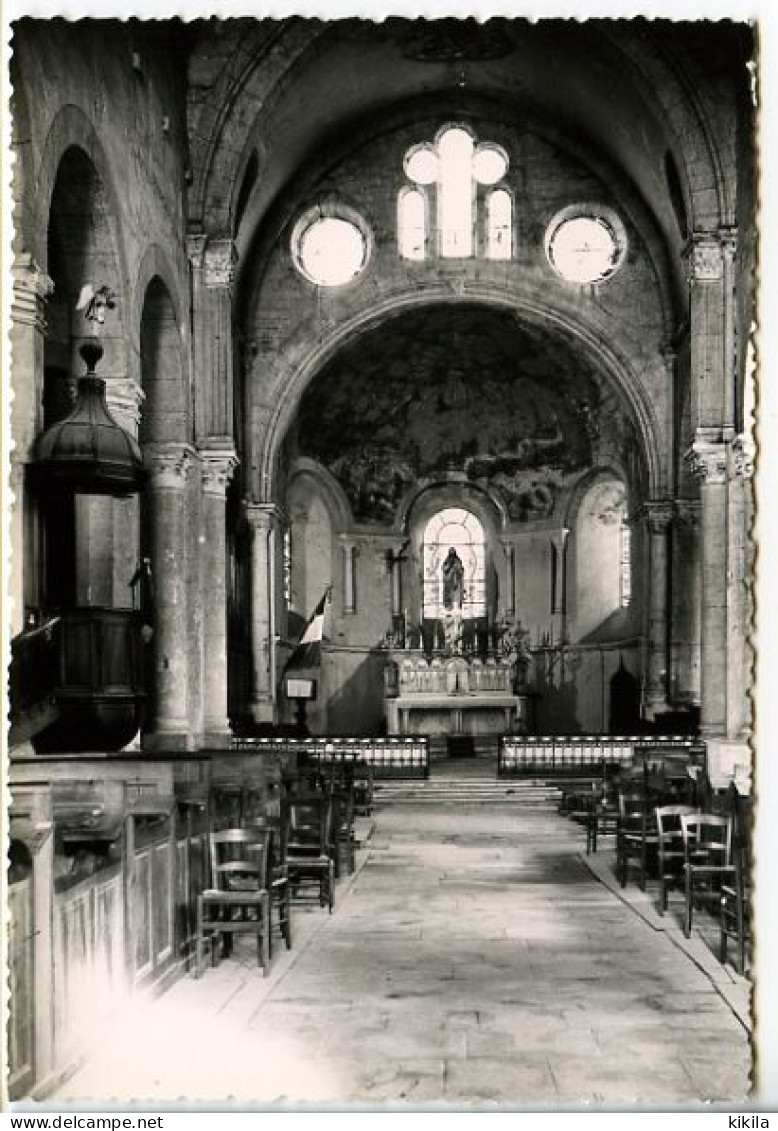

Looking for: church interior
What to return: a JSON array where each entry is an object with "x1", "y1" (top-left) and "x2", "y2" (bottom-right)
[{"x1": 5, "y1": 17, "x2": 758, "y2": 1105}]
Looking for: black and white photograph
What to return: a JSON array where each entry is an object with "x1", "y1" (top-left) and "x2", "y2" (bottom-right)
[{"x1": 2, "y1": 9, "x2": 767, "y2": 1110}]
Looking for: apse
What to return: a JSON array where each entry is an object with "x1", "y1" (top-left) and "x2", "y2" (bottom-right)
[{"x1": 292, "y1": 302, "x2": 640, "y2": 531}]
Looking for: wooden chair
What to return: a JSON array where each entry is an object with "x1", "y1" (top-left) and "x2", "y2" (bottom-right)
[
  {"x1": 332, "y1": 777, "x2": 356, "y2": 875},
  {"x1": 681, "y1": 812, "x2": 734, "y2": 938},
  {"x1": 616, "y1": 785, "x2": 656, "y2": 890},
  {"x1": 585, "y1": 779, "x2": 620, "y2": 855},
  {"x1": 286, "y1": 794, "x2": 335, "y2": 912},
  {"x1": 720, "y1": 785, "x2": 752, "y2": 971},
  {"x1": 721, "y1": 848, "x2": 751, "y2": 972},
  {"x1": 353, "y1": 761, "x2": 374, "y2": 817},
  {"x1": 655, "y1": 804, "x2": 697, "y2": 915},
  {"x1": 243, "y1": 814, "x2": 292, "y2": 953},
  {"x1": 195, "y1": 829, "x2": 271, "y2": 977}
]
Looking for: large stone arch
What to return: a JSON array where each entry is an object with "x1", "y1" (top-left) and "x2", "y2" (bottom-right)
[
  {"x1": 138, "y1": 276, "x2": 188, "y2": 447},
  {"x1": 44, "y1": 142, "x2": 128, "y2": 387},
  {"x1": 187, "y1": 19, "x2": 323, "y2": 233},
  {"x1": 250, "y1": 282, "x2": 665, "y2": 508},
  {"x1": 286, "y1": 456, "x2": 353, "y2": 534},
  {"x1": 31, "y1": 104, "x2": 129, "y2": 295},
  {"x1": 131, "y1": 244, "x2": 187, "y2": 393}
]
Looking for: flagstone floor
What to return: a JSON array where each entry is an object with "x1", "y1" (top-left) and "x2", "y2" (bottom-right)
[{"x1": 56, "y1": 796, "x2": 752, "y2": 1108}]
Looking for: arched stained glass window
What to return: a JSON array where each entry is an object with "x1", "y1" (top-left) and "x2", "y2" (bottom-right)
[
  {"x1": 486, "y1": 188, "x2": 513, "y2": 260},
  {"x1": 283, "y1": 527, "x2": 292, "y2": 605},
  {"x1": 619, "y1": 520, "x2": 631, "y2": 608},
  {"x1": 398, "y1": 187, "x2": 427, "y2": 261},
  {"x1": 399, "y1": 126, "x2": 512, "y2": 262},
  {"x1": 422, "y1": 507, "x2": 486, "y2": 620}
]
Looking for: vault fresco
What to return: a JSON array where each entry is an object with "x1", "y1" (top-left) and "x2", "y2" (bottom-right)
[{"x1": 296, "y1": 304, "x2": 637, "y2": 525}]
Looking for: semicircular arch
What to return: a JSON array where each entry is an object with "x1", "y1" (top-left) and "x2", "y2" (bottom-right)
[
  {"x1": 32, "y1": 104, "x2": 129, "y2": 294},
  {"x1": 252, "y1": 282, "x2": 664, "y2": 508}
]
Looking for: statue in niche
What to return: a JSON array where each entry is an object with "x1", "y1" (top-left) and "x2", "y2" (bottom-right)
[
  {"x1": 441, "y1": 547, "x2": 465, "y2": 655},
  {"x1": 442, "y1": 547, "x2": 465, "y2": 610}
]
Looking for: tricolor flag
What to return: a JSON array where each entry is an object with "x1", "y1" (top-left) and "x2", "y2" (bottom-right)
[{"x1": 284, "y1": 588, "x2": 331, "y2": 673}]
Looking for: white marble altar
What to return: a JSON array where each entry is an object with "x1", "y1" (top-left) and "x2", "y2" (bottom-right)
[{"x1": 385, "y1": 651, "x2": 527, "y2": 736}]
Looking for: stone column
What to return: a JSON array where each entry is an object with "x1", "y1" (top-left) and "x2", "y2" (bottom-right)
[
  {"x1": 200, "y1": 445, "x2": 239, "y2": 745},
  {"x1": 390, "y1": 552, "x2": 402, "y2": 618},
  {"x1": 503, "y1": 542, "x2": 516, "y2": 616},
  {"x1": 672, "y1": 500, "x2": 701, "y2": 707},
  {"x1": 550, "y1": 528, "x2": 569, "y2": 642},
  {"x1": 246, "y1": 503, "x2": 281, "y2": 724},
  {"x1": 340, "y1": 537, "x2": 357, "y2": 615},
  {"x1": 642, "y1": 501, "x2": 673, "y2": 718},
  {"x1": 143, "y1": 442, "x2": 196, "y2": 750},
  {"x1": 686, "y1": 230, "x2": 738, "y2": 434},
  {"x1": 188, "y1": 235, "x2": 237, "y2": 444},
  {"x1": 727, "y1": 434, "x2": 754, "y2": 740},
  {"x1": 686, "y1": 439, "x2": 729, "y2": 736},
  {"x1": 10, "y1": 255, "x2": 53, "y2": 633}
]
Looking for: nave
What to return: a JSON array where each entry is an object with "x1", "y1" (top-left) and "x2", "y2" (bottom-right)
[{"x1": 56, "y1": 769, "x2": 750, "y2": 1107}]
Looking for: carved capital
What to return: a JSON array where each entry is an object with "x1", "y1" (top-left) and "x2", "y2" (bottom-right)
[
  {"x1": 687, "y1": 236, "x2": 724, "y2": 282},
  {"x1": 186, "y1": 233, "x2": 208, "y2": 269},
  {"x1": 674, "y1": 499, "x2": 701, "y2": 529},
  {"x1": 200, "y1": 446, "x2": 239, "y2": 496},
  {"x1": 144, "y1": 442, "x2": 196, "y2": 489},
  {"x1": 719, "y1": 226, "x2": 739, "y2": 263},
  {"x1": 244, "y1": 501, "x2": 283, "y2": 533},
  {"x1": 203, "y1": 238, "x2": 238, "y2": 289},
  {"x1": 685, "y1": 440, "x2": 728, "y2": 485},
  {"x1": 12, "y1": 253, "x2": 54, "y2": 329},
  {"x1": 686, "y1": 229, "x2": 738, "y2": 283},
  {"x1": 642, "y1": 500, "x2": 674, "y2": 534},
  {"x1": 731, "y1": 433, "x2": 755, "y2": 480}
]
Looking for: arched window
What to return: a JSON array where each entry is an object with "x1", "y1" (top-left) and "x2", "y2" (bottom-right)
[
  {"x1": 283, "y1": 527, "x2": 292, "y2": 605},
  {"x1": 486, "y1": 188, "x2": 513, "y2": 260},
  {"x1": 399, "y1": 126, "x2": 511, "y2": 262},
  {"x1": 397, "y1": 187, "x2": 427, "y2": 261},
  {"x1": 619, "y1": 519, "x2": 631, "y2": 608},
  {"x1": 572, "y1": 478, "x2": 629, "y2": 639},
  {"x1": 422, "y1": 507, "x2": 486, "y2": 620}
]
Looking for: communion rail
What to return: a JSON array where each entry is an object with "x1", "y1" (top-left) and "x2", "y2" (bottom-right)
[
  {"x1": 232, "y1": 735, "x2": 430, "y2": 779},
  {"x1": 497, "y1": 735, "x2": 705, "y2": 778}
]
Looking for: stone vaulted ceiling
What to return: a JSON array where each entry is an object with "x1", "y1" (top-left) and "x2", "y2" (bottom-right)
[{"x1": 295, "y1": 304, "x2": 639, "y2": 527}]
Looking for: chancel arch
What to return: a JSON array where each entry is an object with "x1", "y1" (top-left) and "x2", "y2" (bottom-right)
[{"x1": 253, "y1": 287, "x2": 664, "y2": 509}]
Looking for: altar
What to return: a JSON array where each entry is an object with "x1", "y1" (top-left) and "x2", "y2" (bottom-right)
[{"x1": 385, "y1": 652, "x2": 528, "y2": 736}]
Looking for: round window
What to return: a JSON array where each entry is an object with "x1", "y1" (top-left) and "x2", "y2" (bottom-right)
[
  {"x1": 293, "y1": 211, "x2": 370, "y2": 287},
  {"x1": 545, "y1": 209, "x2": 626, "y2": 284}
]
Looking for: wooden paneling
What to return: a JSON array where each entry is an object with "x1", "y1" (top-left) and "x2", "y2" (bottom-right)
[
  {"x1": 53, "y1": 866, "x2": 124, "y2": 1067},
  {"x1": 8, "y1": 878, "x2": 35, "y2": 1099},
  {"x1": 132, "y1": 831, "x2": 175, "y2": 985}
]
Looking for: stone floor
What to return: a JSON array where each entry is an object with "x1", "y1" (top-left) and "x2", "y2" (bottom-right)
[{"x1": 57, "y1": 794, "x2": 752, "y2": 1107}]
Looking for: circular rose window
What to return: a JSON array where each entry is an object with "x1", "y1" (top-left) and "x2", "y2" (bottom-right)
[
  {"x1": 293, "y1": 211, "x2": 370, "y2": 287},
  {"x1": 546, "y1": 209, "x2": 626, "y2": 284}
]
